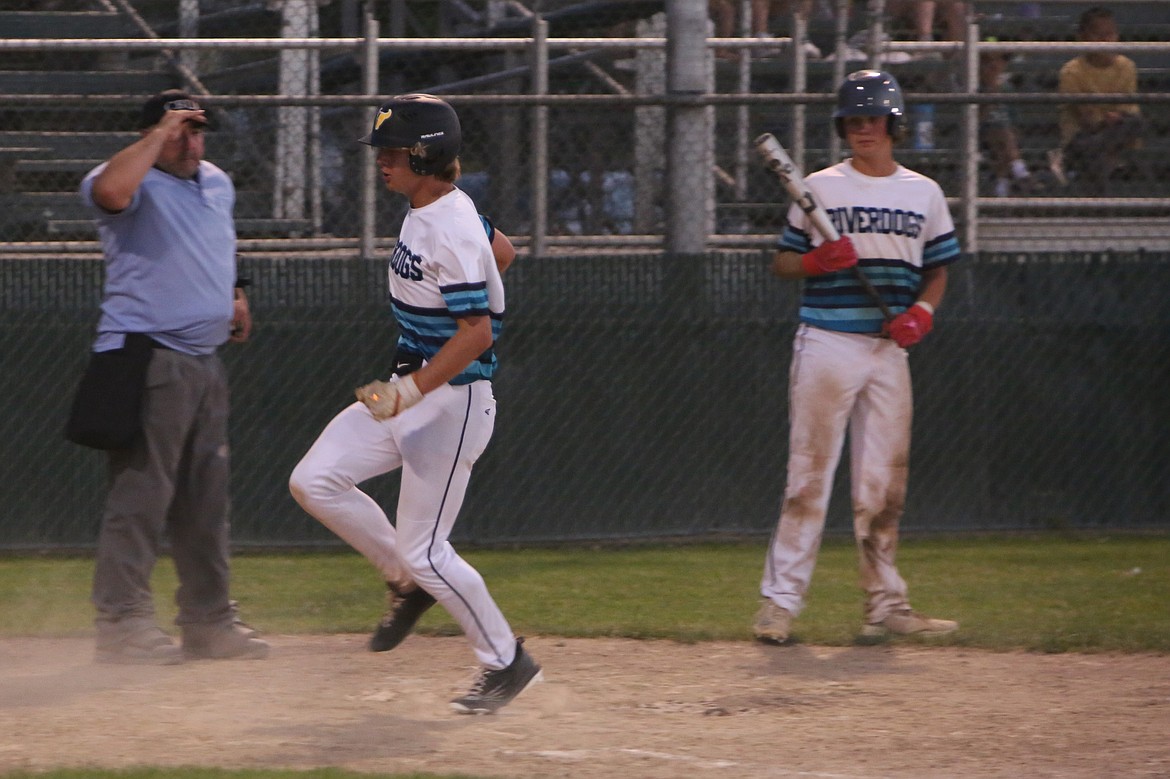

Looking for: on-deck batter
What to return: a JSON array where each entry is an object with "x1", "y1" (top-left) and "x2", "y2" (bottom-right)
[
  {"x1": 753, "y1": 70, "x2": 962, "y2": 644},
  {"x1": 289, "y1": 94, "x2": 541, "y2": 714}
]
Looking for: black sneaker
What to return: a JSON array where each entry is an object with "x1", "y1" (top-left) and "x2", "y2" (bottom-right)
[
  {"x1": 450, "y1": 638, "x2": 543, "y2": 715},
  {"x1": 369, "y1": 583, "x2": 437, "y2": 652}
]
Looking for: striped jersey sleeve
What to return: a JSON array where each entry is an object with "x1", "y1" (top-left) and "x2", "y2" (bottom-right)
[{"x1": 923, "y1": 231, "x2": 961, "y2": 269}]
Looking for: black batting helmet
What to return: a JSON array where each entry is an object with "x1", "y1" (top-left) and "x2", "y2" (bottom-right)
[
  {"x1": 360, "y1": 93, "x2": 461, "y2": 176},
  {"x1": 832, "y1": 70, "x2": 906, "y2": 140}
]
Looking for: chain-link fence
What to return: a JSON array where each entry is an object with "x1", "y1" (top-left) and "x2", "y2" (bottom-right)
[
  {"x1": 1, "y1": 1, "x2": 1167, "y2": 253},
  {"x1": 2, "y1": 250, "x2": 1168, "y2": 550}
]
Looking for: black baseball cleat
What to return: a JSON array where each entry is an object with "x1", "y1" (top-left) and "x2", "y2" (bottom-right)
[
  {"x1": 369, "y1": 583, "x2": 437, "y2": 652},
  {"x1": 450, "y1": 638, "x2": 543, "y2": 715}
]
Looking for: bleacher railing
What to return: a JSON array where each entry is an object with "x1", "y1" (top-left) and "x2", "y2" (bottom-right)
[{"x1": 0, "y1": 1, "x2": 1166, "y2": 257}]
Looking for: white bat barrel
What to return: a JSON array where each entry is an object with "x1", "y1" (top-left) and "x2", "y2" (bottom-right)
[{"x1": 754, "y1": 133, "x2": 841, "y2": 243}]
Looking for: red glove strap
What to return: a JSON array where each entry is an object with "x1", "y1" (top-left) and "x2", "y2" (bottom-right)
[
  {"x1": 801, "y1": 237, "x2": 858, "y2": 275},
  {"x1": 800, "y1": 252, "x2": 826, "y2": 276},
  {"x1": 886, "y1": 303, "x2": 934, "y2": 348},
  {"x1": 907, "y1": 302, "x2": 934, "y2": 334}
]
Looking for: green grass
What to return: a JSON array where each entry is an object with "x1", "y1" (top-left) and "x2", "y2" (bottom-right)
[
  {"x1": 2, "y1": 534, "x2": 1167, "y2": 653},
  {"x1": 2, "y1": 535, "x2": 1167, "y2": 779}
]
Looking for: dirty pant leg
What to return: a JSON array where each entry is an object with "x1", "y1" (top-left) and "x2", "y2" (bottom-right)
[
  {"x1": 760, "y1": 327, "x2": 863, "y2": 616},
  {"x1": 850, "y1": 340, "x2": 913, "y2": 623}
]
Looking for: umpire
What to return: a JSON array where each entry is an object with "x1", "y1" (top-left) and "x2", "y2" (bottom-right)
[{"x1": 75, "y1": 89, "x2": 267, "y2": 664}]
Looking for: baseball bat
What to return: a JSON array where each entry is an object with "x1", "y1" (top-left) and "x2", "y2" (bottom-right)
[{"x1": 754, "y1": 133, "x2": 894, "y2": 322}]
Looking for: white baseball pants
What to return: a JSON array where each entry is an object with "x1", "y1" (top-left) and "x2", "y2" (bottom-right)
[
  {"x1": 760, "y1": 324, "x2": 914, "y2": 624},
  {"x1": 289, "y1": 380, "x2": 517, "y2": 669}
]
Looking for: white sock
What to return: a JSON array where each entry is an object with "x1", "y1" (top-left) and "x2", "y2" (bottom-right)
[{"x1": 1011, "y1": 159, "x2": 1029, "y2": 179}]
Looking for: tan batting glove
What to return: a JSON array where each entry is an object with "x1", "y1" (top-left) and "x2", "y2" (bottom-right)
[{"x1": 355, "y1": 374, "x2": 424, "y2": 420}]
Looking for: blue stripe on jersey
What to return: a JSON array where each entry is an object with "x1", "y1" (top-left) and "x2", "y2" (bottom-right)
[
  {"x1": 781, "y1": 224, "x2": 961, "y2": 334},
  {"x1": 441, "y1": 281, "x2": 491, "y2": 317},
  {"x1": 800, "y1": 260, "x2": 923, "y2": 333},
  {"x1": 390, "y1": 291, "x2": 503, "y2": 385},
  {"x1": 392, "y1": 304, "x2": 455, "y2": 347},
  {"x1": 801, "y1": 308, "x2": 888, "y2": 333},
  {"x1": 923, "y1": 231, "x2": 961, "y2": 268},
  {"x1": 779, "y1": 225, "x2": 813, "y2": 254},
  {"x1": 478, "y1": 214, "x2": 496, "y2": 243}
]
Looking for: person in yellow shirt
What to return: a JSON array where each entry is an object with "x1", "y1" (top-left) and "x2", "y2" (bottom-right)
[{"x1": 1056, "y1": 6, "x2": 1144, "y2": 194}]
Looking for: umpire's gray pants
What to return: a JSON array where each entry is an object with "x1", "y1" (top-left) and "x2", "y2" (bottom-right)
[{"x1": 92, "y1": 348, "x2": 234, "y2": 643}]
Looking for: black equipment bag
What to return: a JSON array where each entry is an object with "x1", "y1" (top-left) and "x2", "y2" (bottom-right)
[{"x1": 64, "y1": 333, "x2": 156, "y2": 450}]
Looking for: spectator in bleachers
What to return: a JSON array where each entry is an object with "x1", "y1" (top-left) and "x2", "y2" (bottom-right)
[
  {"x1": 980, "y1": 48, "x2": 1041, "y2": 196},
  {"x1": 887, "y1": 0, "x2": 966, "y2": 45},
  {"x1": 830, "y1": 1, "x2": 966, "y2": 64},
  {"x1": 1055, "y1": 6, "x2": 1144, "y2": 194},
  {"x1": 710, "y1": 0, "x2": 820, "y2": 58}
]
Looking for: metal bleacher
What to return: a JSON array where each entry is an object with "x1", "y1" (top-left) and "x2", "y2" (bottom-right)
[
  {"x1": 715, "y1": 0, "x2": 1170, "y2": 251},
  {"x1": 972, "y1": 2, "x2": 1170, "y2": 249},
  {"x1": 0, "y1": 5, "x2": 312, "y2": 243},
  {"x1": 1, "y1": 1, "x2": 1166, "y2": 252},
  {"x1": 0, "y1": 10, "x2": 145, "y2": 240}
]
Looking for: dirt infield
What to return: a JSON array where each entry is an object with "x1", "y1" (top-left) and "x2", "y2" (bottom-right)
[{"x1": 1, "y1": 634, "x2": 1168, "y2": 778}]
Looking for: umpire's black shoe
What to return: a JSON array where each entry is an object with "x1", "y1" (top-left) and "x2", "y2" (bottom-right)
[
  {"x1": 450, "y1": 638, "x2": 543, "y2": 715},
  {"x1": 369, "y1": 583, "x2": 436, "y2": 652}
]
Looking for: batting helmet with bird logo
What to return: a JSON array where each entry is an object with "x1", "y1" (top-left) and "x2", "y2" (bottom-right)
[{"x1": 360, "y1": 93, "x2": 462, "y2": 176}]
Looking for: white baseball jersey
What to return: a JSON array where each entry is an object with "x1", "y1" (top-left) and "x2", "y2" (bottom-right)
[
  {"x1": 390, "y1": 186, "x2": 505, "y2": 384},
  {"x1": 778, "y1": 161, "x2": 960, "y2": 334}
]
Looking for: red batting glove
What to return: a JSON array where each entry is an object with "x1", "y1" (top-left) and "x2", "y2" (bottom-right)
[
  {"x1": 883, "y1": 302, "x2": 934, "y2": 348},
  {"x1": 801, "y1": 236, "x2": 859, "y2": 275}
]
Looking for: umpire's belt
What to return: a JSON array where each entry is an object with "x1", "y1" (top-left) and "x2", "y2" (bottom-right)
[{"x1": 122, "y1": 332, "x2": 176, "y2": 351}]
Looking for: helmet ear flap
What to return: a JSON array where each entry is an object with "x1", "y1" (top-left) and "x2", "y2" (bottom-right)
[
  {"x1": 407, "y1": 141, "x2": 434, "y2": 176},
  {"x1": 835, "y1": 117, "x2": 846, "y2": 140},
  {"x1": 888, "y1": 115, "x2": 908, "y2": 142}
]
